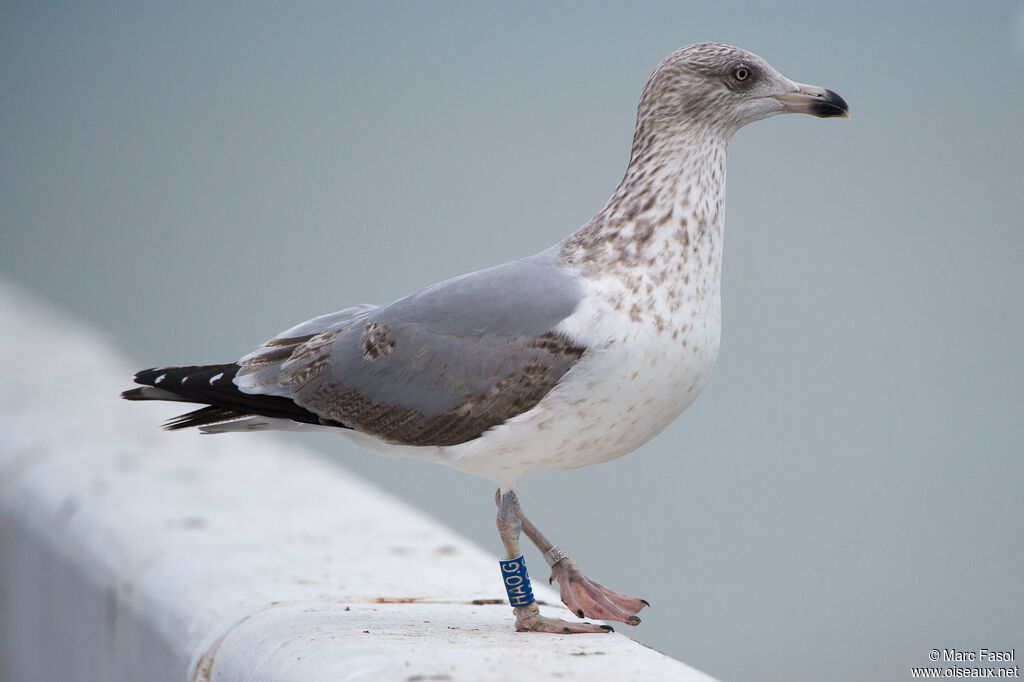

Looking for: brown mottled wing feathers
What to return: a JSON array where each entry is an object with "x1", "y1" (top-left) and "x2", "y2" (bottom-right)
[
  {"x1": 237, "y1": 253, "x2": 587, "y2": 447},
  {"x1": 293, "y1": 331, "x2": 583, "y2": 446}
]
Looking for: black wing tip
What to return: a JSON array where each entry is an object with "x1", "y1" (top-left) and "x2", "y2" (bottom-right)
[
  {"x1": 122, "y1": 364, "x2": 239, "y2": 403},
  {"x1": 131, "y1": 366, "x2": 166, "y2": 385},
  {"x1": 123, "y1": 361, "x2": 338, "y2": 432},
  {"x1": 132, "y1": 363, "x2": 240, "y2": 386}
]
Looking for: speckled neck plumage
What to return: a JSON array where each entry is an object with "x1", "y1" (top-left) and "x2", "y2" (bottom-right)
[{"x1": 559, "y1": 125, "x2": 730, "y2": 327}]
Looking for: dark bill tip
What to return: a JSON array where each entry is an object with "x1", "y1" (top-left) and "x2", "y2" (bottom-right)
[{"x1": 811, "y1": 89, "x2": 850, "y2": 118}]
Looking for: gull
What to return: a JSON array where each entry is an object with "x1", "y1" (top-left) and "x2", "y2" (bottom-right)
[{"x1": 123, "y1": 43, "x2": 848, "y2": 634}]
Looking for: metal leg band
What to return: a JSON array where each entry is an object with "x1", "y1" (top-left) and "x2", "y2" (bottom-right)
[{"x1": 542, "y1": 545, "x2": 567, "y2": 568}]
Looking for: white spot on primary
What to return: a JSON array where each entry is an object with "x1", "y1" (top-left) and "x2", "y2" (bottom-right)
[
  {"x1": 209, "y1": 372, "x2": 223, "y2": 385},
  {"x1": 154, "y1": 374, "x2": 166, "y2": 384}
]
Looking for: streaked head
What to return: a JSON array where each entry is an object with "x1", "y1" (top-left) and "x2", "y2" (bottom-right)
[{"x1": 637, "y1": 42, "x2": 849, "y2": 138}]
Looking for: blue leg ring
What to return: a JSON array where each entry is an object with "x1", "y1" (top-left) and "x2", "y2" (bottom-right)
[{"x1": 499, "y1": 555, "x2": 536, "y2": 608}]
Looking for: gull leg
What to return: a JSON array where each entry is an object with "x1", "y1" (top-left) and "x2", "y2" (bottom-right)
[
  {"x1": 496, "y1": 489, "x2": 612, "y2": 634},
  {"x1": 500, "y1": 490, "x2": 648, "y2": 626}
]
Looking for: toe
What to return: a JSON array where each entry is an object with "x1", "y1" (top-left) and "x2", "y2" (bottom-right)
[
  {"x1": 599, "y1": 586, "x2": 649, "y2": 616},
  {"x1": 551, "y1": 560, "x2": 649, "y2": 624},
  {"x1": 572, "y1": 580, "x2": 640, "y2": 624},
  {"x1": 514, "y1": 612, "x2": 615, "y2": 634}
]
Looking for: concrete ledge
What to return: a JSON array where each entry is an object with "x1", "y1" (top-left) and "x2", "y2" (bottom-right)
[{"x1": 0, "y1": 279, "x2": 717, "y2": 682}]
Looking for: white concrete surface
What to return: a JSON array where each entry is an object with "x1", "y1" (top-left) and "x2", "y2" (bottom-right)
[{"x1": 0, "y1": 278, "x2": 717, "y2": 682}]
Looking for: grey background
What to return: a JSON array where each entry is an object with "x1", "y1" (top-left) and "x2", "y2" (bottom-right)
[{"x1": 2, "y1": 2, "x2": 1022, "y2": 680}]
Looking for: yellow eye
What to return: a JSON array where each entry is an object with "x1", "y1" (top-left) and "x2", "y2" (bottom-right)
[{"x1": 734, "y1": 66, "x2": 750, "y2": 81}]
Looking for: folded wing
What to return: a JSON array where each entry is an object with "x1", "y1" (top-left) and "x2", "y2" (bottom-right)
[{"x1": 126, "y1": 253, "x2": 587, "y2": 447}]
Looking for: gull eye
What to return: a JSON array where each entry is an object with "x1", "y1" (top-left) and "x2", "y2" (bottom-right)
[{"x1": 733, "y1": 66, "x2": 750, "y2": 82}]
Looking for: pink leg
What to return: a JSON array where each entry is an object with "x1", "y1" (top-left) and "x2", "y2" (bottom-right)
[
  {"x1": 495, "y1": 489, "x2": 648, "y2": 628},
  {"x1": 496, "y1": 490, "x2": 613, "y2": 634}
]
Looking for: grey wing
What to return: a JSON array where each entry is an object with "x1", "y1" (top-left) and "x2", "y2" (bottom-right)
[{"x1": 237, "y1": 253, "x2": 587, "y2": 447}]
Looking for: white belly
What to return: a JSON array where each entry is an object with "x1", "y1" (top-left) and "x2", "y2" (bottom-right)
[{"x1": 440, "y1": 275, "x2": 722, "y2": 488}]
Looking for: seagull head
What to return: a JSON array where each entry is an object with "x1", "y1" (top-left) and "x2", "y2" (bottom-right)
[{"x1": 637, "y1": 42, "x2": 850, "y2": 139}]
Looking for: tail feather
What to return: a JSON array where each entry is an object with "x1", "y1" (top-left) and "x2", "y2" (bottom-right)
[{"x1": 164, "y1": 405, "x2": 247, "y2": 430}]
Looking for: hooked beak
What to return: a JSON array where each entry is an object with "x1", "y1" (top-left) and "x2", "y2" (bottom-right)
[{"x1": 775, "y1": 83, "x2": 850, "y2": 118}]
